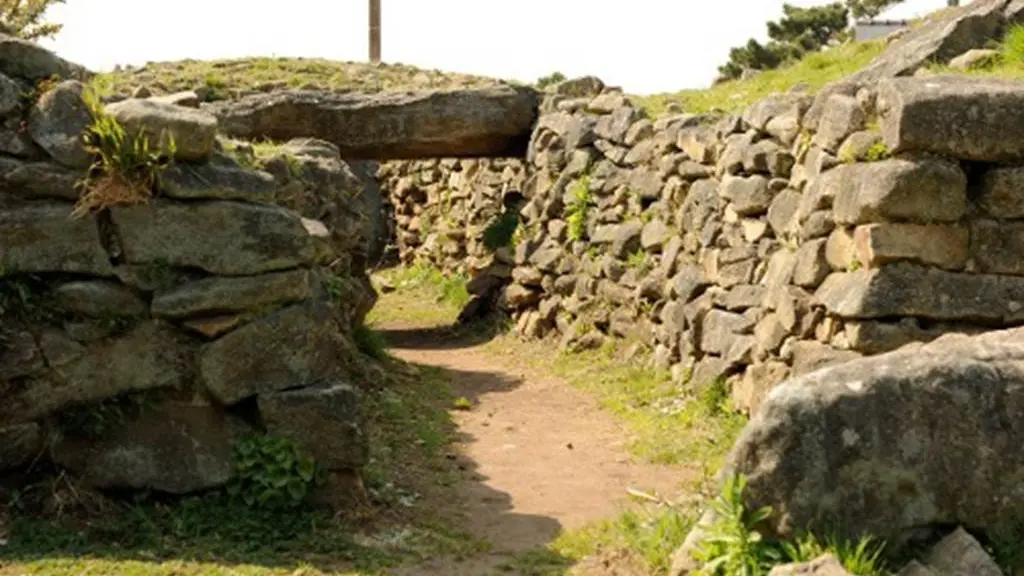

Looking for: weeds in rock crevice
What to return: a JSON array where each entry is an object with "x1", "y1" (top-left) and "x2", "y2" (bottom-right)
[{"x1": 72, "y1": 89, "x2": 175, "y2": 218}]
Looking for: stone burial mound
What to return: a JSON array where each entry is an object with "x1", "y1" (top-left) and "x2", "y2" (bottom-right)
[{"x1": 0, "y1": 34, "x2": 380, "y2": 509}]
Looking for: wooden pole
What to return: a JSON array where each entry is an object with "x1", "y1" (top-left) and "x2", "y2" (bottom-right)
[{"x1": 369, "y1": 0, "x2": 381, "y2": 63}]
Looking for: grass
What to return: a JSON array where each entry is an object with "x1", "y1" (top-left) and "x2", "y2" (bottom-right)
[
  {"x1": 0, "y1": 343, "x2": 483, "y2": 575},
  {"x1": 634, "y1": 39, "x2": 886, "y2": 117},
  {"x1": 92, "y1": 57, "x2": 504, "y2": 100}
]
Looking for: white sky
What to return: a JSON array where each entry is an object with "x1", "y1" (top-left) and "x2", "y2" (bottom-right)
[{"x1": 38, "y1": 0, "x2": 946, "y2": 95}]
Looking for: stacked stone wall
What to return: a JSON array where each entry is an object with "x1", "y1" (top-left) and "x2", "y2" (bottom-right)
[
  {"x1": 0, "y1": 36, "x2": 375, "y2": 503},
  {"x1": 381, "y1": 74, "x2": 1024, "y2": 416}
]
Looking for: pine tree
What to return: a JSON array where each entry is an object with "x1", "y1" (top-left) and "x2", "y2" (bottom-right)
[
  {"x1": 717, "y1": 2, "x2": 850, "y2": 81},
  {"x1": 847, "y1": 0, "x2": 905, "y2": 20},
  {"x1": 0, "y1": 0, "x2": 65, "y2": 41}
]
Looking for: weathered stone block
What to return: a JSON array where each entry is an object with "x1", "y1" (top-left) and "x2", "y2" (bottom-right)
[
  {"x1": 105, "y1": 98, "x2": 219, "y2": 161},
  {"x1": 877, "y1": 75, "x2": 1024, "y2": 162},
  {"x1": 970, "y1": 219, "x2": 1024, "y2": 275},
  {"x1": 151, "y1": 269, "x2": 312, "y2": 319},
  {"x1": 815, "y1": 262, "x2": 1024, "y2": 323},
  {"x1": 56, "y1": 280, "x2": 147, "y2": 317},
  {"x1": 158, "y1": 160, "x2": 276, "y2": 202},
  {"x1": 259, "y1": 381, "x2": 368, "y2": 470},
  {"x1": 0, "y1": 322, "x2": 188, "y2": 424},
  {"x1": 54, "y1": 401, "x2": 251, "y2": 494},
  {"x1": 977, "y1": 165, "x2": 1024, "y2": 218},
  {"x1": 112, "y1": 200, "x2": 317, "y2": 276},
  {"x1": 199, "y1": 303, "x2": 340, "y2": 405},
  {"x1": 830, "y1": 159, "x2": 966, "y2": 225},
  {"x1": 0, "y1": 203, "x2": 113, "y2": 276},
  {"x1": 27, "y1": 80, "x2": 92, "y2": 169},
  {"x1": 853, "y1": 223, "x2": 968, "y2": 270}
]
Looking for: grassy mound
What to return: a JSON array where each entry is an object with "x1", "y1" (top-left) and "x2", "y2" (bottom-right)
[{"x1": 93, "y1": 57, "x2": 506, "y2": 100}]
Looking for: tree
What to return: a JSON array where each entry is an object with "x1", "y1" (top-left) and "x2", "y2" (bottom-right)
[
  {"x1": 847, "y1": 0, "x2": 905, "y2": 20},
  {"x1": 0, "y1": 0, "x2": 65, "y2": 41},
  {"x1": 717, "y1": 3, "x2": 850, "y2": 81}
]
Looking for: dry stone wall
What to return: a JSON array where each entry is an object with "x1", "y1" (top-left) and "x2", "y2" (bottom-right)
[
  {"x1": 382, "y1": 73, "x2": 1024, "y2": 418},
  {"x1": 0, "y1": 35, "x2": 375, "y2": 505}
]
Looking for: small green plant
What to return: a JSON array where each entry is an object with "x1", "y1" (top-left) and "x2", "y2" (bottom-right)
[
  {"x1": 566, "y1": 176, "x2": 593, "y2": 242},
  {"x1": 354, "y1": 324, "x2": 390, "y2": 360},
  {"x1": 73, "y1": 88, "x2": 176, "y2": 218},
  {"x1": 452, "y1": 396, "x2": 473, "y2": 411},
  {"x1": 626, "y1": 249, "x2": 649, "y2": 270},
  {"x1": 781, "y1": 532, "x2": 888, "y2": 575},
  {"x1": 227, "y1": 434, "x2": 321, "y2": 509},
  {"x1": 1001, "y1": 24, "x2": 1024, "y2": 66},
  {"x1": 698, "y1": 378, "x2": 731, "y2": 417},
  {"x1": 694, "y1": 474, "x2": 780, "y2": 576},
  {"x1": 482, "y1": 210, "x2": 520, "y2": 252},
  {"x1": 864, "y1": 141, "x2": 891, "y2": 162},
  {"x1": 986, "y1": 519, "x2": 1024, "y2": 574}
]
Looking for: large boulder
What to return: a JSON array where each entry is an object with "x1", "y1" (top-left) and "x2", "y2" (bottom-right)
[
  {"x1": 0, "y1": 322, "x2": 189, "y2": 425},
  {"x1": 0, "y1": 33, "x2": 91, "y2": 83},
  {"x1": 53, "y1": 400, "x2": 251, "y2": 494},
  {"x1": 0, "y1": 202, "x2": 114, "y2": 276},
  {"x1": 104, "y1": 98, "x2": 218, "y2": 161},
  {"x1": 199, "y1": 302, "x2": 342, "y2": 405},
  {"x1": 673, "y1": 326, "x2": 1024, "y2": 571},
  {"x1": 877, "y1": 75, "x2": 1024, "y2": 162},
  {"x1": 258, "y1": 381, "x2": 368, "y2": 470},
  {"x1": 849, "y1": 0, "x2": 1014, "y2": 82},
  {"x1": 111, "y1": 200, "x2": 319, "y2": 276},
  {"x1": 27, "y1": 80, "x2": 93, "y2": 169},
  {"x1": 205, "y1": 86, "x2": 540, "y2": 160}
]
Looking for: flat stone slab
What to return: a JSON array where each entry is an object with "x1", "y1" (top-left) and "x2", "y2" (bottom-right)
[
  {"x1": 112, "y1": 200, "x2": 317, "y2": 276},
  {"x1": 814, "y1": 262, "x2": 1024, "y2": 323},
  {"x1": 0, "y1": 203, "x2": 114, "y2": 276},
  {"x1": 205, "y1": 86, "x2": 539, "y2": 160},
  {"x1": 151, "y1": 269, "x2": 313, "y2": 319},
  {"x1": 877, "y1": 75, "x2": 1024, "y2": 162}
]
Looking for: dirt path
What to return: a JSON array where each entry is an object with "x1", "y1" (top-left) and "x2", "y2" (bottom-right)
[{"x1": 377, "y1": 321, "x2": 683, "y2": 575}]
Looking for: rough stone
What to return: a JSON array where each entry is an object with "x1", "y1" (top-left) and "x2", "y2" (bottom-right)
[
  {"x1": 0, "y1": 33, "x2": 91, "y2": 83},
  {"x1": 105, "y1": 98, "x2": 219, "y2": 161},
  {"x1": 815, "y1": 262, "x2": 1024, "y2": 323},
  {"x1": 924, "y1": 527, "x2": 1003, "y2": 576},
  {"x1": 813, "y1": 95, "x2": 865, "y2": 152},
  {"x1": 151, "y1": 269, "x2": 313, "y2": 319},
  {"x1": 978, "y1": 165, "x2": 1024, "y2": 218},
  {"x1": 876, "y1": 75, "x2": 1024, "y2": 162},
  {"x1": 0, "y1": 203, "x2": 114, "y2": 276},
  {"x1": 258, "y1": 381, "x2": 368, "y2": 470},
  {"x1": 207, "y1": 86, "x2": 539, "y2": 160},
  {"x1": 54, "y1": 401, "x2": 251, "y2": 494},
  {"x1": 853, "y1": 223, "x2": 969, "y2": 271},
  {"x1": 158, "y1": 160, "x2": 276, "y2": 202},
  {"x1": 693, "y1": 326, "x2": 1024, "y2": 551},
  {"x1": 0, "y1": 322, "x2": 188, "y2": 424},
  {"x1": 56, "y1": 280, "x2": 147, "y2": 318},
  {"x1": 829, "y1": 158, "x2": 966, "y2": 225},
  {"x1": 112, "y1": 200, "x2": 317, "y2": 276},
  {"x1": 194, "y1": 301, "x2": 337, "y2": 405},
  {"x1": 849, "y1": 0, "x2": 1009, "y2": 82},
  {"x1": 0, "y1": 156, "x2": 80, "y2": 200},
  {"x1": 0, "y1": 423, "x2": 42, "y2": 472},
  {"x1": 971, "y1": 220, "x2": 1024, "y2": 276},
  {"x1": 793, "y1": 239, "x2": 830, "y2": 288},
  {"x1": 27, "y1": 80, "x2": 93, "y2": 169}
]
